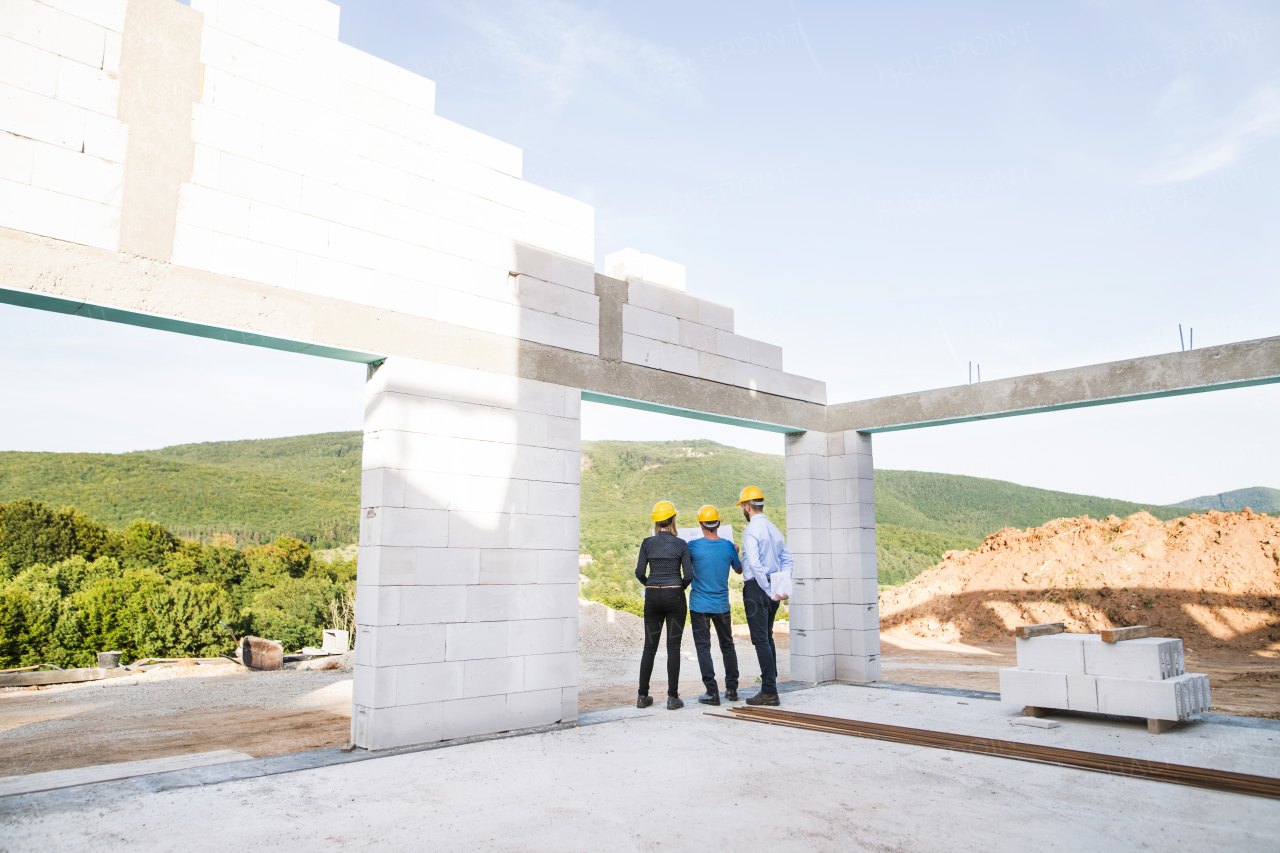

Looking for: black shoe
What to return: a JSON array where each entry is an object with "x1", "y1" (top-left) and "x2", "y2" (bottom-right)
[
  {"x1": 745, "y1": 692, "x2": 780, "y2": 706},
  {"x1": 667, "y1": 696, "x2": 684, "y2": 710},
  {"x1": 698, "y1": 692, "x2": 720, "y2": 706},
  {"x1": 725, "y1": 689, "x2": 739, "y2": 702},
  {"x1": 637, "y1": 694, "x2": 653, "y2": 709}
]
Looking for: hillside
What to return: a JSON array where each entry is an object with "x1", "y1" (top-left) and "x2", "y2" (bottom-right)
[
  {"x1": 142, "y1": 432, "x2": 363, "y2": 491},
  {"x1": 0, "y1": 432, "x2": 1213, "y2": 589},
  {"x1": 0, "y1": 434, "x2": 362, "y2": 547},
  {"x1": 880, "y1": 510, "x2": 1280, "y2": 653},
  {"x1": 1172, "y1": 487, "x2": 1280, "y2": 513}
]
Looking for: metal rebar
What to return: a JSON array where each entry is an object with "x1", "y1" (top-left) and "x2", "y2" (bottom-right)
[{"x1": 724, "y1": 707, "x2": 1280, "y2": 801}]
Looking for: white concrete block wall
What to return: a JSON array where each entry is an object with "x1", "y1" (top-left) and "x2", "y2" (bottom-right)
[
  {"x1": 354, "y1": 357, "x2": 580, "y2": 749},
  {"x1": 785, "y1": 430, "x2": 879, "y2": 684},
  {"x1": 620, "y1": 278, "x2": 825, "y2": 404},
  {"x1": 0, "y1": 1, "x2": 127, "y2": 251},
  {"x1": 171, "y1": 0, "x2": 598, "y2": 355}
]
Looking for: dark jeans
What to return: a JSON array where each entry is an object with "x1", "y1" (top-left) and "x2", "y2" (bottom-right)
[
  {"x1": 690, "y1": 610, "x2": 738, "y2": 695},
  {"x1": 639, "y1": 587, "x2": 687, "y2": 697},
  {"x1": 743, "y1": 579, "x2": 780, "y2": 694}
]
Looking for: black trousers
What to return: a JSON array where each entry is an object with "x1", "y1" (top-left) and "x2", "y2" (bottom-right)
[
  {"x1": 639, "y1": 587, "x2": 687, "y2": 697},
  {"x1": 743, "y1": 579, "x2": 780, "y2": 694},
  {"x1": 690, "y1": 610, "x2": 739, "y2": 695}
]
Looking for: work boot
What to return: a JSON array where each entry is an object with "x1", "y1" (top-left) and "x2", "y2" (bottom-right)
[
  {"x1": 698, "y1": 692, "x2": 721, "y2": 706},
  {"x1": 745, "y1": 692, "x2": 780, "y2": 706},
  {"x1": 667, "y1": 696, "x2": 684, "y2": 710},
  {"x1": 725, "y1": 688, "x2": 739, "y2": 702},
  {"x1": 637, "y1": 694, "x2": 653, "y2": 709}
]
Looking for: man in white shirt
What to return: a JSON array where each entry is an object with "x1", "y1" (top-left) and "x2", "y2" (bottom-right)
[{"x1": 737, "y1": 485, "x2": 793, "y2": 706}]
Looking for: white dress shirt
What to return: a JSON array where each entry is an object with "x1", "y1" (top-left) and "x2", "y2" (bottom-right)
[{"x1": 741, "y1": 513, "x2": 794, "y2": 589}]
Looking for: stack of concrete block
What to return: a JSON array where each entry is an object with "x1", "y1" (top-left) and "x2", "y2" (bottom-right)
[
  {"x1": 0, "y1": 0, "x2": 131, "y2": 251},
  {"x1": 999, "y1": 633, "x2": 1211, "y2": 723},
  {"x1": 784, "y1": 430, "x2": 879, "y2": 684},
  {"x1": 354, "y1": 357, "x2": 580, "y2": 750},
  {"x1": 169, "y1": 0, "x2": 598, "y2": 354},
  {"x1": 608, "y1": 249, "x2": 825, "y2": 404}
]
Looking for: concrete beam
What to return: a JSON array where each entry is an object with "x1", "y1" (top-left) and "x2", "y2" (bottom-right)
[
  {"x1": 826, "y1": 337, "x2": 1280, "y2": 433},
  {"x1": 0, "y1": 227, "x2": 824, "y2": 432}
]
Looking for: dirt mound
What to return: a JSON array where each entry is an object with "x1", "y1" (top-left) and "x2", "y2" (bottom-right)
[{"x1": 881, "y1": 510, "x2": 1280, "y2": 652}]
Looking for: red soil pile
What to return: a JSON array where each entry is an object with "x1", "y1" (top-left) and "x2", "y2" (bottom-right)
[{"x1": 880, "y1": 510, "x2": 1280, "y2": 652}]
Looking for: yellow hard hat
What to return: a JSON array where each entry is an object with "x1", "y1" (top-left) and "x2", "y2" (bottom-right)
[
  {"x1": 736, "y1": 486, "x2": 764, "y2": 505},
  {"x1": 697, "y1": 505, "x2": 720, "y2": 524},
  {"x1": 651, "y1": 501, "x2": 677, "y2": 522}
]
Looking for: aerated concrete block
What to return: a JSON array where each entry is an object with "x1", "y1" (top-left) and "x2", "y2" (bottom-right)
[
  {"x1": 1083, "y1": 637, "x2": 1184, "y2": 681},
  {"x1": 351, "y1": 702, "x2": 443, "y2": 750},
  {"x1": 1096, "y1": 672, "x2": 1211, "y2": 721},
  {"x1": 835, "y1": 654, "x2": 880, "y2": 683},
  {"x1": 999, "y1": 668, "x2": 1068, "y2": 708},
  {"x1": 1014, "y1": 633, "x2": 1100, "y2": 675},
  {"x1": 790, "y1": 628, "x2": 834, "y2": 657},
  {"x1": 833, "y1": 628, "x2": 880, "y2": 657},
  {"x1": 791, "y1": 654, "x2": 837, "y2": 684},
  {"x1": 1066, "y1": 674, "x2": 1099, "y2": 713}
]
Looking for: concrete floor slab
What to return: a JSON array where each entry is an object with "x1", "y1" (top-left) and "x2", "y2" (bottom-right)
[{"x1": 1, "y1": 684, "x2": 1276, "y2": 852}]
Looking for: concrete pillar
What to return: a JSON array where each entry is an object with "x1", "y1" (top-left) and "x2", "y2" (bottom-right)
[
  {"x1": 784, "y1": 430, "x2": 880, "y2": 684},
  {"x1": 352, "y1": 357, "x2": 581, "y2": 750}
]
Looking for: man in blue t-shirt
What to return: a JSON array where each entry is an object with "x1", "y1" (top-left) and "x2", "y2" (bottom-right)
[{"x1": 687, "y1": 505, "x2": 742, "y2": 706}]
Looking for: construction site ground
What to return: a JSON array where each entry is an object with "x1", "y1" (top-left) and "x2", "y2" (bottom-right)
[
  {"x1": 3, "y1": 621, "x2": 1276, "y2": 780},
  {"x1": 3, "y1": 680, "x2": 1277, "y2": 852}
]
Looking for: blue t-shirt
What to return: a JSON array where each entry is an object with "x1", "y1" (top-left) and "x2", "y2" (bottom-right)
[{"x1": 687, "y1": 537, "x2": 741, "y2": 614}]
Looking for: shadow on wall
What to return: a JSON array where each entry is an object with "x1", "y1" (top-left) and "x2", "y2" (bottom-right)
[{"x1": 351, "y1": 241, "x2": 586, "y2": 748}]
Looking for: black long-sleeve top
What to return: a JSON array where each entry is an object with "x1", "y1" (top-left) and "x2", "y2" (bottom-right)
[{"x1": 635, "y1": 532, "x2": 694, "y2": 588}]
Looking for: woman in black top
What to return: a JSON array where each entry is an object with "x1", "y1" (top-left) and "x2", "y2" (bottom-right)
[{"x1": 635, "y1": 501, "x2": 693, "y2": 710}]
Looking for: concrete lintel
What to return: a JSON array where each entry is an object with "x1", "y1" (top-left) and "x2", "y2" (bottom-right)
[
  {"x1": 581, "y1": 391, "x2": 802, "y2": 434},
  {"x1": 827, "y1": 337, "x2": 1280, "y2": 433},
  {"x1": 0, "y1": 287, "x2": 381, "y2": 363},
  {"x1": 0, "y1": 228, "x2": 826, "y2": 431}
]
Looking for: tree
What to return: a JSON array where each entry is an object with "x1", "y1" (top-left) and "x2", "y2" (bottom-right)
[
  {"x1": 133, "y1": 581, "x2": 236, "y2": 659},
  {"x1": 0, "y1": 500, "x2": 112, "y2": 576}
]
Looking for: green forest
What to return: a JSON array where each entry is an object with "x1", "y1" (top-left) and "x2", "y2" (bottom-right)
[
  {"x1": 1, "y1": 432, "x2": 1206, "y2": 659},
  {"x1": 0, "y1": 499, "x2": 355, "y2": 669},
  {"x1": 0, "y1": 432, "x2": 363, "y2": 548}
]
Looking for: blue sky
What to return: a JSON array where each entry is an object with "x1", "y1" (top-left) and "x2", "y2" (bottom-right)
[{"x1": 3, "y1": 0, "x2": 1277, "y2": 504}]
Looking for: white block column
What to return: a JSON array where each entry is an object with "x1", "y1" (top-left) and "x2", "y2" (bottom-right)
[
  {"x1": 353, "y1": 357, "x2": 580, "y2": 750},
  {"x1": 785, "y1": 430, "x2": 880, "y2": 684}
]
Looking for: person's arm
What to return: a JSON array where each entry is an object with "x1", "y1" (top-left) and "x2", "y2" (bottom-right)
[
  {"x1": 777, "y1": 535, "x2": 794, "y2": 575},
  {"x1": 773, "y1": 530, "x2": 794, "y2": 601},
  {"x1": 730, "y1": 542, "x2": 742, "y2": 574},
  {"x1": 742, "y1": 527, "x2": 764, "y2": 578},
  {"x1": 634, "y1": 539, "x2": 649, "y2": 586},
  {"x1": 680, "y1": 540, "x2": 693, "y2": 589}
]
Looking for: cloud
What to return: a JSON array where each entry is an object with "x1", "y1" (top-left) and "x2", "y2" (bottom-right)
[
  {"x1": 1150, "y1": 81, "x2": 1280, "y2": 184},
  {"x1": 429, "y1": 0, "x2": 696, "y2": 111}
]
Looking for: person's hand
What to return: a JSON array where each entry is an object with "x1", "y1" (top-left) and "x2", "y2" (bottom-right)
[{"x1": 772, "y1": 593, "x2": 789, "y2": 602}]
